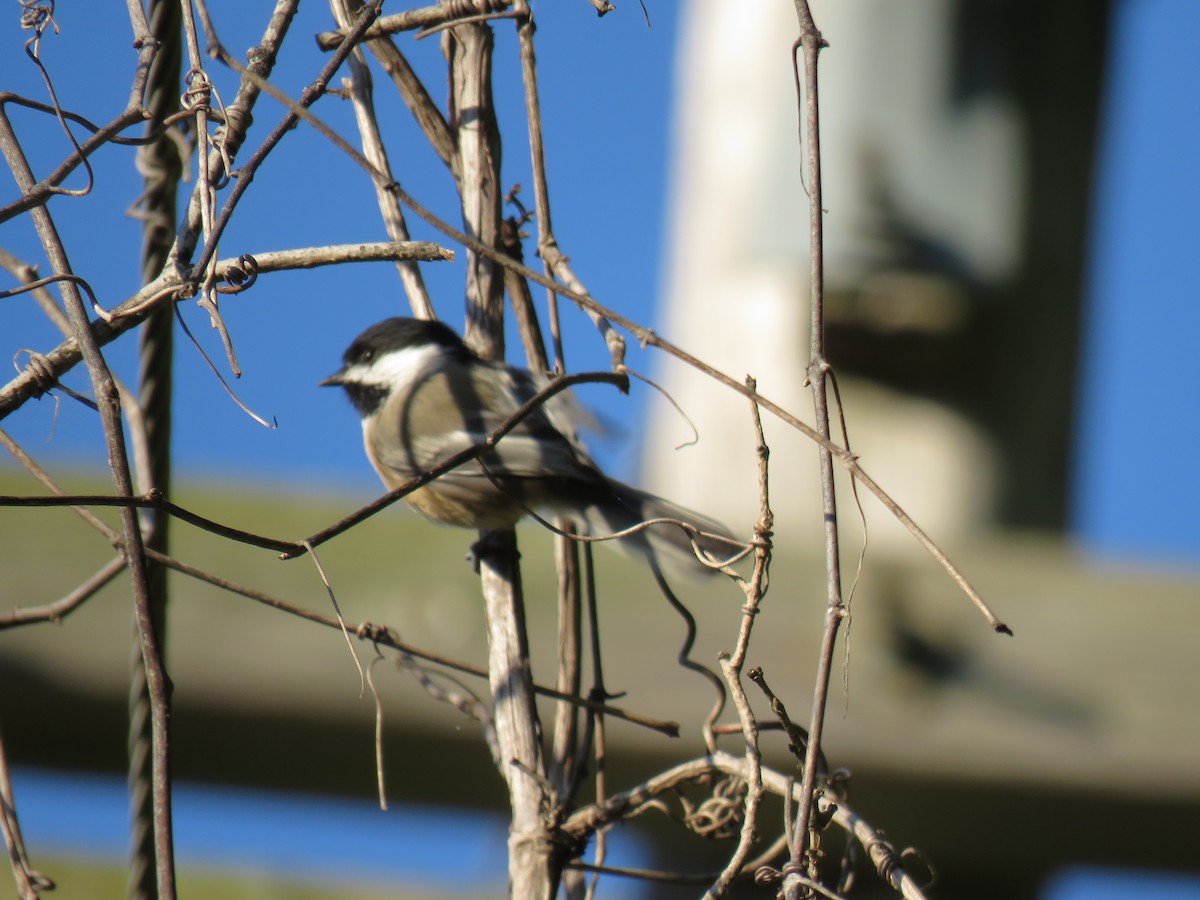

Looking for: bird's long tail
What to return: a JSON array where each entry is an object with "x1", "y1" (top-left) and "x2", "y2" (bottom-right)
[{"x1": 581, "y1": 480, "x2": 740, "y2": 578}]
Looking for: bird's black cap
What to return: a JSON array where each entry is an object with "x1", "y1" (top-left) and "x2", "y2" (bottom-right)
[{"x1": 319, "y1": 317, "x2": 469, "y2": 387}]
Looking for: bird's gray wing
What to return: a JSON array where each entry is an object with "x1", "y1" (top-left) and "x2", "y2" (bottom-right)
[{"x1": 372, "y1": 360, "x2": 598, "y2": 484}]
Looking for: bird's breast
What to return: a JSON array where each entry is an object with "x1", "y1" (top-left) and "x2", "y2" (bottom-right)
[{"x1": 404, "y1": 482, "x2": 525, "y2": 530}]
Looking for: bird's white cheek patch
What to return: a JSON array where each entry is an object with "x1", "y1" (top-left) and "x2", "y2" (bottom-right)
[
  {"x1": 340, "y1": 343, "x2": 444, "y2": 392},
  {"x1": 367, "y1": 344, "x2": 444, "y2": 388}
]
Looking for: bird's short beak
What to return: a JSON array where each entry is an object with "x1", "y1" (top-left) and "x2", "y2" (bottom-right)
[{"x1": 319, "y1": 369, "x2": 345, "y2": 387}]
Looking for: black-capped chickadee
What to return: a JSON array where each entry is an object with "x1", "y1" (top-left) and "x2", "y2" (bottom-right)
[{"x1": 321, "y1": 317, "x2": 736, "y2": 576}]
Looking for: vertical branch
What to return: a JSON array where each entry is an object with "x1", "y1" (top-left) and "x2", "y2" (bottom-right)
[
  {"x1": 0, "y1": 114, "x2": 177, "y2": 900},
  {"x1": 503, "y1": 15, "x2": 587, "y2": 813},
  {"x1": 478, "y1": 533, "x2": 555, "y2": 898},
  {"x1": 580, "y1": 548, "x2": 608, "y2": 900},
  {"x1": 123, "y1": 0, "x2": 156, "y2": 108},
  {"x1": 128, "y1": 1, "x2": 181, "y2": 896},
  {"x1": 177, "y1": 0, "x2": 227, "y2": 357},
  {"x1": 508, "y1": 2, "x2": 623, "y2": 370},
  {"x1": 357, "y1": 27, "x2": 458, "y2": 181},
  {"x1": 550, "y1": 529, "x2": 586, "y2": 900},
  {"x1": 451, "y1": 21, "x2": 555, "y2": 898},
  {"x1": 332, "y1": 0, "x2": 436, "y2": 318},
  {"x1": 451, "y1": 25, "x2": 506, "y2": 354},
  {"x1": 510, "y1": 0, "x2": 567, "y2": 368},
  {"x1": 786, "y1": 3, "x2": 835, "y2": 897},
  {"x1": 548, "y1": 526, "x2": 582, "y2": 795},
  {"x1": 501, "y1": 216, "x2": 552, "y2": 373},
  {"x1": 707, "y1": 378, "x2": 774, "y2": 898},
  {"x1": 0, "y1": 727, "x2": 49, "y2": 899}
]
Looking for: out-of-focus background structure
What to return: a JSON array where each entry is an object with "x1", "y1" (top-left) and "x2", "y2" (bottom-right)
[
  {"x1": 640, "y1": 3, "x2": 1200, "y2": 897},
  {"x1": 2, "y1": 0, "x2": 1199, "y2": 897}
]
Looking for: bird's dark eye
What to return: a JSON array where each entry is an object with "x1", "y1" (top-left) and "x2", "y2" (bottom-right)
[{"x1": 360, "y1": 348, "x2": 375, "y2": 363}]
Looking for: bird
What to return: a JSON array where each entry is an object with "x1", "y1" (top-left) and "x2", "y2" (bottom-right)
[{"x1": 320, "y1": 317, "x2": 738, "y2": 576}]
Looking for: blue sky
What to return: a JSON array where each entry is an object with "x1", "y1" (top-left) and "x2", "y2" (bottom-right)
[{"x1": 1070, "y1": 0, "x2": 1200, "y2": 565}]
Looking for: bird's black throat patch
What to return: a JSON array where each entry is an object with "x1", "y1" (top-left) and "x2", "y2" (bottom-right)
[{"x1": 342, "y1": 381, "x2": 390, "y2": 417}]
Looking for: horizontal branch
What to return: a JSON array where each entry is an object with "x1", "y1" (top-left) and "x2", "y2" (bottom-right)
[
  {"x1": 0, "y1": 490, "x2": 300, "y2": 553},
  {"x1": 225, "y1": 241, "x2": 454, "y2": 270},
  {"x1": 0, "y1": 370, "x2": 630, "y2": 559},
  {"x1": 0, "y1": 554, "x2": 127, "y2": 628},
  {"x1": 0, "y1": 241, "x2": 451, "y2": 420},
  {"x1": 315, "y1": 0, "x2": 513, "y2": 51}
]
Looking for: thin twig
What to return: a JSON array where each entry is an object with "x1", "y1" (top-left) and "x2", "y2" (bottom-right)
[
  {"x1": 0, "y1": 726, "x2": 54, "y2": 899},
  {"x1": 748, "y1": 668, "x2": 827, "y2": 775},
  {"x1": 649, "y1": 559, "x2": 725, "y2": 752},
  {"x1": 548, "y1": 521, "x2": 583, "y2": 799},
  {"x1": 511, "y1": 0, "x2": 568, "y2": 370},
  {"x1": 303, "y1": 539, "x2": 366, "y2": 695},
  {"x1": 786, "y1": 7, "x2": 837, "y2": 892},
  {"x1": 581, "y1": 540, "x2": 607, "y2": 900},
  {"x1": 332, "y1": 0, "x2": 436, "y2": 319},
  {"x1": 364, "y1": 654, "x2": 389, "y2": 809},
  {"x1": 704, "y1": 378, "x2": 774, "y2": 898},
  {"x1": 0, "y1": 106, "x2": 177, "y2": 900},
  {"x1": 567, "y1": 860, "x2": 716, "y2": 885},
  {"x1": 0, "y1": 555, "x2": 127, "y2": 628},
  {"x1": 384, "y1": 644, "x2": 500, "y2": 763}
]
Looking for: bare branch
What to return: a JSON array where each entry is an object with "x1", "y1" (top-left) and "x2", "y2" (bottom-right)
[
  {"x1": 1, "y1": 731, "x2": 53, "y2": 898},
  {"x1": 0, "y1": 555, "x2": 127, "y2": 629},
  {"x1": 450, "y1": 17, "x2": 555, "y2": 896},
  {"x1": 786, "y1": 5, "x2": 837, "y2": 890},
  {"x1": 0, "y1": 105, "x2": 177, "y2": 900},
  {"x1": 563, "y1": 751, "x2": 930, "y2": 899},
  {"x1": 356, "y1": 31, "x2": 457, "y2": 178},
  {"x1": 332, "y1": 0, "x2": 437, "y2": 318},
  {"x1": 703, "y1": 380, "x2": 774, "y2": 899},
  {"x1": 316, "y1": 1, "x2": 514, "y2": 51},
  {"x1": 0, "y1": 242, "x2": 449, "y2": 419}
]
